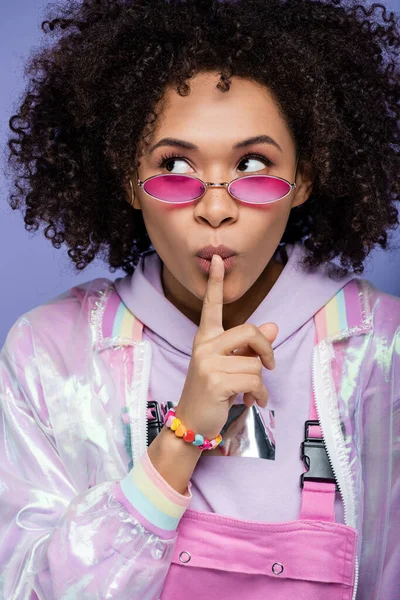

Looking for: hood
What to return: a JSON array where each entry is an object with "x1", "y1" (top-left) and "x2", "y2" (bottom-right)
[{"x1": 114, "y1": 243, "x2": 356, "y2": 356}]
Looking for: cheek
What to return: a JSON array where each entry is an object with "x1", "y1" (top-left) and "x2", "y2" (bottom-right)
[
  {"x1": 141, "y1": 206, "x2": 188, "y2": 254},
  {"x1": 244, "y1": 204, "x2": 290, "y2": 243}
]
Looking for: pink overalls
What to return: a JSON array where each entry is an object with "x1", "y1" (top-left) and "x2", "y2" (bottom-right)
[{"x1": 131, "y1": 301, "x2": 358, "y2": 599}]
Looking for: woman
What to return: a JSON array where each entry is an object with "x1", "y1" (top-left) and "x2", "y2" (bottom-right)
[{"x1": 1, "y1": 0, "x2": 399, "y2": 598}]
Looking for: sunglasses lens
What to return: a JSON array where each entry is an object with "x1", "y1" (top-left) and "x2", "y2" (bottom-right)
[
  {"x1": 230, "y1": 176, "x2": 291, "y2": 203},
  {"x1": 143, "y1": 175, "x2": 205, "y2": 203}
]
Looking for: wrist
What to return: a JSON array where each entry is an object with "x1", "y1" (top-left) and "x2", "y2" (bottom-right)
[
  {"x1": 157, "y1": 424, "x2": 204, "y2": 457},
  {"x1": 147, "y1": 425, "x2": 202, "y2": 496}
]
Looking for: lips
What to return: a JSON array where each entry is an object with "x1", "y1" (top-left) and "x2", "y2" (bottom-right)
[
  {"x1": 195, "y1": 255, "x2": 236, "y2": 274},
  {"x1": 196, "y1": 244, "x2": 236, "y2": 260}
]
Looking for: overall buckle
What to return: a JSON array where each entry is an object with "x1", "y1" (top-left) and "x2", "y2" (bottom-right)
[
  {"x1": 300, "y1": 420, "x2": 339, "y2": 491},
  {"x1": 147, "y1": 400, "x2": 174, "y2": 446}
]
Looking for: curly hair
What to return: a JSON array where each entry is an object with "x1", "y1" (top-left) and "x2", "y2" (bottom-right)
[{"x1": 4, "y1": 0, "x2": 400, "y2": 276}]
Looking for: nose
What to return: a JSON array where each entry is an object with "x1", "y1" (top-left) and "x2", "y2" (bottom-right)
[{"x1": 193, "y1": 182, "x2": 239, "y2": 228}]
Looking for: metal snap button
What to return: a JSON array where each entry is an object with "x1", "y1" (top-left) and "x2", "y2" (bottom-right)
[
  {"x1": 272, "y1": 562, "x2": 284, "y2": 575},
  {"x1": 179, "y1": 550, "x2": 191, "y2": 564}
]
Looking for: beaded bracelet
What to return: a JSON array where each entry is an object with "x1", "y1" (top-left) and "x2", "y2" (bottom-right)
[{"x1": 163, "y1": 407, "x2": 224, "y2": 451}]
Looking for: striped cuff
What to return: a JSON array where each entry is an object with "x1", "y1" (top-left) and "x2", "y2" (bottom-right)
[{"x1": 119, "y1": 449, "x2": 192, "y2": 536}]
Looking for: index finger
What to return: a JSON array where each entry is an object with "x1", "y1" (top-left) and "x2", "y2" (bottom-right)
[{"x1": 197, "y1": 254, "x2": 225, "y2": 338}]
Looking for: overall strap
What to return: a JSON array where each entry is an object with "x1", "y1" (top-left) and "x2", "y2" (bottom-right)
[
  {"x1": 298, "y1": 283, "x2": 355, "y2": 521},
  {"x1": 298, "y1": 327, "x2": 337, "y2": 521}
]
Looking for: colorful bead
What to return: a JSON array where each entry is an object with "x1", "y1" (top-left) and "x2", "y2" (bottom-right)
[
  {"x1": 165, "y1": 414, "x2": 175, "y2": 427},
  {"x1": 170, "y1": 417, "x2": 180, "y2": 431},
  {"x1": 199, "y1": 439, "x2": 212, "y2": 450},
  {"x1": 193, "y1": 434, "x2": 204, "y2": 446},
  {"x1": 183, "y1": 430, "x2": 195, "y2": 443},
  {"x1": 162, "y1": 406, "x2": 223, "y2": 451},
  {"x1": 164, "y1": 409, "x2": 175, "y2": 424},
  {"x1": 175, "y1": 423, "x2": 187, "y2": 437}
]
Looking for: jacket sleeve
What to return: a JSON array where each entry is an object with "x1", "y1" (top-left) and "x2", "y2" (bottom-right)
[
  {"x1": 0, "y1": 316, "x2": 191, "y2": 600},
  {"x1": 357, "y1": 288, "x2": 400, "y2": 599},
  {"x1": 380, "y1": 393, "x2": 400, "y2": 597},
  {"x1": 377, "y1": 358, "x2": 400, "y2": 598}
]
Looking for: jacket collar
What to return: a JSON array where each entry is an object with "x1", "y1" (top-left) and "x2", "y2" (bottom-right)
[{"x1": 314, "y1": 278, "x2": 373, "y2": 344}]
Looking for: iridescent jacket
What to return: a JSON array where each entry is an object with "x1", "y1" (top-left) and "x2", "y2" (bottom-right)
[{"x1": 0, "y1": 274, "x2": 399, "y2": 599}]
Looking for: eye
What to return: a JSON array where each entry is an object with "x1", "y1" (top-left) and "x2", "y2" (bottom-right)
[
  {"x1": 156, "y1": 153, "x2": 194, "y2": 174},
  {"x1": 156, "y1": 152, "x2": 275, "y2": 174},
  {"x1": 237, "y1": 154, "x2": 274, "y2": 173}
]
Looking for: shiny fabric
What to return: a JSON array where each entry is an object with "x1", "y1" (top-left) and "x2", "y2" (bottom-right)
[{"x1": 0, "y1": 276, "x2": 399, "y2": 599}]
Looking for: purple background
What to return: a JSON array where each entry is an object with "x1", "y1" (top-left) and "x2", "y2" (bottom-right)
[{"x1": 1, "y1": 0, "x2": 399, "y2": 346}]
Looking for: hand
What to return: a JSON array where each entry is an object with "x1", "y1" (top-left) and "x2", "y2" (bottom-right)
[{"x1": 175, "y1": 254, "x2": 279, "y2": 441}]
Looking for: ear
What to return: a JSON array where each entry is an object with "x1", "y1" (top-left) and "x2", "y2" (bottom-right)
[
  {"x1": 125, "y1": 179, "x2": 142, "y2": 210},
  {"x1": 290, "y1": 161, "x2": 315, "y2": 209}
]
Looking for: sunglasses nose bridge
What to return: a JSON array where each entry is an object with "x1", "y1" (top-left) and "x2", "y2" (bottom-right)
[
  {"x1": 204, "y1": 182, "x2": 230, "y2": 188},
  {"x1": 201, "y1": 181, "x2": 234, "y2": 204}
]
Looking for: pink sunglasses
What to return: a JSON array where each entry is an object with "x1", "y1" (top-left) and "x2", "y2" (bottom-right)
[{"x1": 133, "y1": 155, "x2": 300, "y2": 205}]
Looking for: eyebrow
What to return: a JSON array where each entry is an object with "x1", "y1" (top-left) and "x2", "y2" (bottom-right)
[{"x1": 148, "y1": 134, "x2": 283, "y2": 154}]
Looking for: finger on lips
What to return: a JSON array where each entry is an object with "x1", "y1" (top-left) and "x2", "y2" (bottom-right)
[{"x1": 197, "y1": 253, "x2": 225, "y2": 337}]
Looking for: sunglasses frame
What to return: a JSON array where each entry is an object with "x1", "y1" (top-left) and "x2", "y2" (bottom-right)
[{"x1": 135, "y1": 155, "x2": 300, "y2": 205}]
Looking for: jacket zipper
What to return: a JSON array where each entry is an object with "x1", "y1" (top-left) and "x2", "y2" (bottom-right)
[
  {"x1": 312, "y1": 342, "x2": 359, "y2": 599},
  {"x1": 129, "y1": 341, "x2": 152, "y2": 465}
]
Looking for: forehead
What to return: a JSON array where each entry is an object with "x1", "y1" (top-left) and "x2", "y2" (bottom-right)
[{"x1": 150, "y1": 72, "x2": 294, "y2": 154}]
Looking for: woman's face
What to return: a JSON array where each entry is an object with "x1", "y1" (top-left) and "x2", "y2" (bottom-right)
[{"x1": 128, "y1": 72, "x2": 313, "y2": 328}]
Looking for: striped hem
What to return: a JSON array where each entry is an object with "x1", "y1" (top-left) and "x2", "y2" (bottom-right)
[
  {"x1": 102, "y1": 289, "x2": 143, "y2": 340},
  {"x1": 113, "y1": 482, "x2": 177, "y2": 540},
  {"x1": 315, "y1": 283, "x2": 360, "y2": 340},
  {"x1": 119, "y1": 451, "x2": 192, "y2": 533}
]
